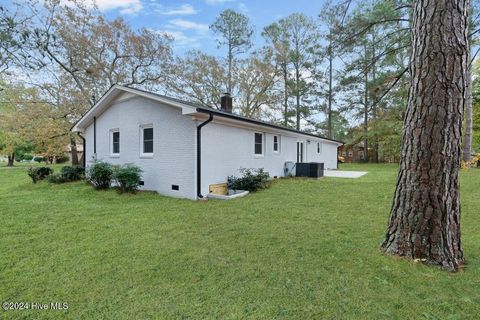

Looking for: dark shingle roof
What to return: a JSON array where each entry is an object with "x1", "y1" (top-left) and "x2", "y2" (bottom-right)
[{"x1": 125, "y1": 86, "x2": 344, "y2": 144}]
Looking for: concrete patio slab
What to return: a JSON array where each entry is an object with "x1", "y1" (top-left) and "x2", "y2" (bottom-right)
[{"x1": 324, "y1": 170, "x2": 367, "y2": 179}]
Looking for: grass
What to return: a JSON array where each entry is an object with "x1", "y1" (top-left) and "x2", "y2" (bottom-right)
[{"x1": 0, "y1": 163, "x2": 479, "y2": 319}]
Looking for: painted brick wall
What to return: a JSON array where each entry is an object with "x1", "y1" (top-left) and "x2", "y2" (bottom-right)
[
  {"x1": 84, "y1": 96, "x2": 197, "y2": 199},
  {"x1": 83, "y1": 95, "x2": 339, "y2": 200},
  {"x1": 200, "y1": 121, "x2": 339, "y2": 196}
]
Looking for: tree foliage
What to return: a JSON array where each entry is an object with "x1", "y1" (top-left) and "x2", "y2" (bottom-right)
[
  {"x1": 0, "y1": 80, "x2": 67, "y2": 165},
  {"x1": 210, "y1": 9, "x2": 254, "y2": 94},
  {"x1": 1, "y1": 0, "x2": 476, "y2": 169}
]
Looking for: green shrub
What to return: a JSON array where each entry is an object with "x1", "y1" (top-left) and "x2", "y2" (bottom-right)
[
  {"x1": 33, "y1": 156, "x2": 46, "y2": 163},
  {"x1": 48, "y1": 173, "x2": 68, "y2": 184},
  {"x1": 60, "y1": 166, "x2": 84, "y2": 181},
  {"x1": 16, "y1": 153, "x2": 33, "y2": 162},
  {"x1": 56, "y1": 155, "x2": 70, "y2": 164},
  {"x1": 86, "y1": 161, "x2": 113, "y2": 189},
  {"x1": 227, "y1": 168, "x2": 271, "y2": 192},
  {"x1": 113, "y1": 164, "x2": 143, "y2": 193},
  {"x1": 47, "y1": 166, "x2": 84, "y2": 184},
  {"x1": 27, "y1": 166, "x2": 53, "y2": 183}
]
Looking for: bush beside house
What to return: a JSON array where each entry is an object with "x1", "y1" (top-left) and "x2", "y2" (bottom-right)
[
  {"x1": 48, "y1": 166, "x2": 85, "y2": 184},
  {"x1": 87, "y1": 161, "x2": 142, "y2": 193},
  {"x1": 113, "y1": 164, "x2": 143, "y2": 193},
  {"x1": 86, "y1": 161, "x2": 114, "y2": 190},
  {"x1": 228, "y1": 168, "x2": 271, "y2": 192}
]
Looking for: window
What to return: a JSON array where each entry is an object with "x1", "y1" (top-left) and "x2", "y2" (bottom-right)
[
  {"x1": 348, "y1": 150, "x2": 353, "y2": 157},
  {"x1": 342, "y1": 150, "x2": 346, "y2": 157},
  {"x1": 110, "y1": 129, "x2": 120, "y2": 156},
  {"x1": 297, "y1": 141, "x2": 304, "y2": 162},
  {"x1": 273, "y1": 135, "x2": 280, "y2": 153},
  {"x1": 254, "y1": 132, "x2": 264, "y2": 156},
  {"x1": 141, "y1": 125, "x2": 154, "y2": 155},
  {"x1": 358, "y1": 150, "x2": 364, "y2": 159},
  {"x1": 317, "y1": 142, "x2": 322, "y2": 154}
]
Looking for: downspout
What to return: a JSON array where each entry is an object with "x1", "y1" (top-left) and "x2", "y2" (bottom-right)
[
  {"x1": 196, "y1": 112, "x2": 213, "y2": 199},
  {"x1": 92, "y1": 95, "x2": 97, "y2": 159},
  {"x1": 77, "y1": 132, "x2": 86, "y2": 168},
  {"x1": 93, "y1": 116, "x2": 97, "y2": 157}
]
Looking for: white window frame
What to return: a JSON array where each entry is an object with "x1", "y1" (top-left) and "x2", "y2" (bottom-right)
[
  {"x1": 254, "y1": 132, "x2": 264, "y2": 157},
  {"x1": 110, "y1": 129, "x2": 120, "y2": 157},
  {"x1": 140, "y1": 124, "x2": 154, "y2": 158},
  {"x1": 273, "y1": 135, "x2": 280, "y2": 153},
  {"x1": 317, "y1": 142, "x2": 322, "y2": 154}
]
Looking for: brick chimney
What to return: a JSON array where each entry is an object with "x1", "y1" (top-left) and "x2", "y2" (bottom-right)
[{"x1": 220, "y1": 93, "x2": 232, "y2": 113}]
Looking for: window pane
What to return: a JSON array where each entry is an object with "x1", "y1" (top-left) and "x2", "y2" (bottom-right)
[
  {"x1": 144, "y1": 141, "x2": 153, "y2": 153},
  {"x1": 143, "y1": 127, "x2": 153, "y2": 153},
  {"x1": 113, "y1": 142, "x2": 120, "y2": 154},
  {"x1": 112, "y1": 131, "x2": 120, "y2": 154},
  {"x1": 144, "y1": 128, "x2": 153, "y2": 140},
  {"x1": 255, "y1": 133, "x2": 262, "y2": 144},
  {"x1": 255, "y1": 143, "x2": 262, "y2": 155},
  {"x1": 254, "y1": 133, "x2": 263, "y2": 155}
]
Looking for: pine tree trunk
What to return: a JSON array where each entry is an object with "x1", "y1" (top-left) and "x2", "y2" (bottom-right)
[
  {"x1": 295, "y1": 66, "x2": 301, "y2": 131},
  {"x1": 463, "y1": 66, "x2": 473, "y2": 161},
  {"x1": 327, "y1": 42, "x2": 333, "y2": 139},
  {"x1": 283, "y1": 64, "x2": 289, "y2": 127},
  {"x1": 462, "y1": 2, "x2": 473, "y2": 161},
  {"x1": 382, "y1": 0, "x2": 469, "y2": 272},
  {"x1": 295, "y1": 66, "x2": 300, "y2": 130},
  {"x1": 363, "y1": 43, "x2": 369, "y2": 162},
  {"x1": 371, "y1": 32, "x2": 379, "y2": 163},
  {"x1": 228, "y1": 44, "x2": 232, "y2": 94}
]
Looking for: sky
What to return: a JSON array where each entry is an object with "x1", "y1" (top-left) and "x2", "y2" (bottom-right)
[{"x1": 95, "y1": 0, "x2": 329, "y2": 56}]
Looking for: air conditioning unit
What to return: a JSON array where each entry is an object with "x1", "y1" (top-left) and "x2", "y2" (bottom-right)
[{"x1": 295, "y1": 162, "x2": 324, "y2": 178}]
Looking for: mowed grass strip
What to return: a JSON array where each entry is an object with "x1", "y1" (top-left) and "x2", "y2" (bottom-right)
[{"x1": 0, "y1": 163, "x2": 479, "y2": 319}]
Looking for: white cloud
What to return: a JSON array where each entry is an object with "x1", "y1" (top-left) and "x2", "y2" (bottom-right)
[
  {"x1": 205, "y1": 0, "x2": 235, "y2": 5},
  {"x1": 157, "y1": 18, "x2": 212, "y2": 50},
  {"x1": 167, "y1": 19, "x2": 209, "y2": 33},
  {"x1": 93, "y1": 0, "x2": 143, "y2": 14},
  {"x1": 238, "y1": 2, "x2": 248, "y2": 13},
  {"x1": 162, "y1": 30, "x2": 201, "y2": 48},
  {"x1": 161, "y1": 4, "x2": 198, "y2": 15}
]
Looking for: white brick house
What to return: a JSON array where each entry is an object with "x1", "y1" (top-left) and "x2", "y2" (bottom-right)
[{"x1": 72, "y1": 85, "x2": 343, "y2": 200}]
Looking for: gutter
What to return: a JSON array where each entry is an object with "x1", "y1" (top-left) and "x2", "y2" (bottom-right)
[
  {"x1": 196, "y1": 108, "x2": 344, "y2": 145},
  {"x1": 93, "y1": 116, "x2": 97, "y2": 155},
  {"x1": 196, "y1": 111, "x2": 213, "y2": 199}
]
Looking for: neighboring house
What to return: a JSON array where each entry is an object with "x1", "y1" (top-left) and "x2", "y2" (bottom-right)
[
  {"x1": 72, "y1": 85, "x2": 344, "y2": 200},
  {"x1": 338, "y1": 142, "x2": 367, "y2": 163}
]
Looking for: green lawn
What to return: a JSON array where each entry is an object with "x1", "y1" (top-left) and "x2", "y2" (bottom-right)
[{"x1": 0, "y1": 164, "x2": 479, "y2": 319}]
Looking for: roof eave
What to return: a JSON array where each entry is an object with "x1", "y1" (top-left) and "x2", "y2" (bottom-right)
[{"x1": 195, "y1": 108, "x2": 345, "y2": 145}]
